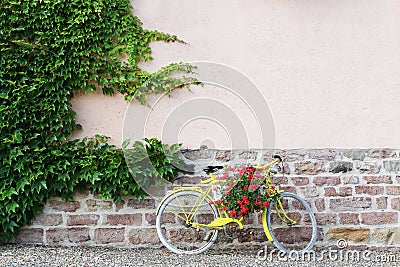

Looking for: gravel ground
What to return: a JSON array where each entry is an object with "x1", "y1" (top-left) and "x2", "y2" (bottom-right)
[{"x1": 1, "y1": 244, "x2": 400, "y2": 267}]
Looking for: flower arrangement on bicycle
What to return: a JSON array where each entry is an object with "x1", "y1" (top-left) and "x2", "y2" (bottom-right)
[{"x1": 213, "y1": 166, "x2": 277, "y2": 218}]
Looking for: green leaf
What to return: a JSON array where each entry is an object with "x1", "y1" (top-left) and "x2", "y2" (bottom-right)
[{"x1": 122, "y1": 139, "x2": 131, "y2": 149}]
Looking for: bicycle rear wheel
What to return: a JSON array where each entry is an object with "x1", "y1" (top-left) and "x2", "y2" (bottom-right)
[
  {"x1": 156, "y1": 190, "x2": 219, "y2": 254},
  {"x1": 265, "y1": 192, "x2": 317, "y2": 254}
]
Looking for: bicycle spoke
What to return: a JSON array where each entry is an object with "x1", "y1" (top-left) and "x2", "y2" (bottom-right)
[{"x1": 156, "y1": 190, "x2": 219, "y2": 254}]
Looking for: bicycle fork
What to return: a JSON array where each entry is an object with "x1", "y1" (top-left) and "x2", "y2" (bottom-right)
[{"x1": 261, "y1": 197, "x2": 298, "y2": 242}]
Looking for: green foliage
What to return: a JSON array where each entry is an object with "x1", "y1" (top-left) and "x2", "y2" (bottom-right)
[
  {"x1": 123, "y1": 138, "x2": 185, "y2": 190},
  {"x1": 0, "y1": 0, "x2": 194, "y2": 243}
]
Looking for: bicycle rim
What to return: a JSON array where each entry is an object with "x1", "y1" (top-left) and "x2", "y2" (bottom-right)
[
  {"x1": 156, "y1": 190, "x2": 219, "y2": 254},
  {"x1": 266, "y1": 192, "x2": 317, "y2": 254}
]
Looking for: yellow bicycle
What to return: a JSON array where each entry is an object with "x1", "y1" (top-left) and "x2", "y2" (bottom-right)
[{"x1": 156, "y1": 155, "x2": 317, "y2": 254}]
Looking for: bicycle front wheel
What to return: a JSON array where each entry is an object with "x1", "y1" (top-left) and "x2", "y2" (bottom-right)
[
  {"x1": 156, "y1": 190, "x2": 219, "y2": 254},
  {"x1": 265, "y1": 192, "x2": 317, "y2": 254}
]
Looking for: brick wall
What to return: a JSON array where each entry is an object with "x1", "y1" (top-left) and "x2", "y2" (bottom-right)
[{"x1": 15, "y1": 148, "x2": 400, "y2": 249}]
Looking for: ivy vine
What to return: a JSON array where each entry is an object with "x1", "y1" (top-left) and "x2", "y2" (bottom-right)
[{"x1": 0, "y1": 0, "x2": 193, "y2": 243}]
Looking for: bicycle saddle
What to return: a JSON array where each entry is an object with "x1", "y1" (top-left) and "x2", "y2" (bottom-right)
[{"x1": 202, "y1": 165, "x2": 224, "y2": 174}]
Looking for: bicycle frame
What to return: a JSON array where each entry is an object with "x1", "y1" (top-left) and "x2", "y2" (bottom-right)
[{"x1": 156, "y1": 157, "x2": 295, "y2": 242}]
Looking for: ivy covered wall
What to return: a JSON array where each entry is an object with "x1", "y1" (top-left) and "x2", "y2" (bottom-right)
[{"x1": 0, "y1": 0, "x2": 192, "y2": 243}]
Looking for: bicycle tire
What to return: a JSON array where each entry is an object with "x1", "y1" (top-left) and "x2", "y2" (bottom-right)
[
  {"x1": 264, "y1": 192, "x2": 317, "y2": 254},
  {"x1": 156, "y1": 190, "x2": 220, "y2": 254}
]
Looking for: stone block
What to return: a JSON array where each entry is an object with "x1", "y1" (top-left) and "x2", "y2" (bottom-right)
[
  {"x1": 215, "y1": 151, "x2": 235, "y2": 162},
  {"x1": 145, "y1": 213, "x2": 157, "y2": 225},
  {"x1": 14, "y1": 228, "x2": 43, "y2": 243},
  {"x1": 291, "y1": 177, "x2": 309, "y2": 186},
  {"x1": 67, "y1": 214, "x2": 99, "y2": 226},
  {"x1": 94, "y1": 228, "x2": 125, "y2": 244},
  {"x1": 115, "y1": 200, "x2": 125, "y2": 212},
  {"x1": 46, "y1": 228, "x2": 90, "y2": 243},
  {"x1": 327, "y1": 228, "x2": 370, "y2": 242},
  {"x1": 338, "y1": 187, "x2": 352, "y2": 197},
  {"x1": 128, "y1": 228, "x2": 160, "y2": 245},
  {"x1": 315, "y1": 198, "x2": 325, "y2": 212},
  {"x1": 127, "y1": 198, "x2": 155, "y2": 209},
  {"x1": 49, "y1": 200, "x2": 80, "y2": 212},
  {"x1": 85, "y1": 199, "x2": 112, "y2": 212},
  {"x1": 372, "y1": 228, "x2": 400, "y2": 245},
  {"x1": 383, "y1": 161, "x2": 400, "y2": 172},
  {"x1": 281, "y1": 150, "x2": 306, "y2": 162},
  {"x1": 237, "y1": 228, "x2": 267, "y2": 243},
  {"x1": 361, "y1": 212, "x2": 398, "y2": 225},
  {"x1": 174, "y1": 176, "x2": 202, "y2": 185},
  {"x1": 295, "y1": 161, "x2": 324, "y2": 175},
  {"x1": 238, "y1": 151, "x2": 258, "y2": 160},
  {"x1": 376, "y1": 196, "x2": 387, "y2": 209},
  {"x1": 68, "y1": 228, "x2": 90, "y2": 243},
  {"x1": 33, "y1": 214, "x2": 63, "y2": 226},
  {"x1": 304, "y1": 185, "x2": 319, "y2": 198},
  {"x1": 313, "y1": 176, "x2": 341, "y2": 186},
  {"x1": 339, "y1": 213, "x2": 360, "y2": 225},
  {"x1": 280, "y1": 186, "x2": 297, "y2": 194},
  {"x1": 357, "y1": 162, "x2": 381, "y2": 174},
  {"x1": 106, "y1": 214, "x2": 142, "y2": 226},
  {"x1": 368, "y1": 149, "x2": 396, "y2": 159},
  {"x1": 342, "y1": 176, "x2": 360, "y2": 185},
  {"x1": 343, "y1": 150, "x2": 366, "y2": 161},
  {"x1": 308, "y1": 150, "x2": 336, "y2": 160},
  {"x1": 329, "y1": 161, "x2": 353, "y2": 174},
  {"x1": 390, "y1": 197, "x2": 400, "y2": 210},
  {"x1": 46, "y1": 228, "x2": 68, "y2": 243},
  {"x1": 363, "y1": 175, "x2": 392, "y2": 184},
  {"x1": 324, "y1": 187, "x2": 337, "y2": 197},
  {"x1": 181, "y1": 146, "x2": 212, "y2": 161},
  {"x1": 315, "y1": 213, "x2": 336, "y2": 225},
  {"x1": 355, "y1": 186, "x2": 384, "y2": 195},
  {"x1": 150, "y1": 212, "x2": 175, "y2": 225},
  {"x1": 329, "y1": 197, "x2": 372, "y2": 211},
  {"x1": 386, "y1": 186, "x2": 400, "y2": 195}
]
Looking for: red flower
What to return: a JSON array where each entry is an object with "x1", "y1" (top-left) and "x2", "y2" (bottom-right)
[
  {"x1": 246, "y1": 167, "x2": 255, "y2": 173},
  {"x1": 248, "y1": 174, "x2": 254, "y2": 180},
  {"x1": 249, "y1": 184, "x2": 258, "y2": 191},
  {"x1": 215, "y1": 199, "x2": 222, "y2": 205},
  {"x1": 271, "y1": 186, "x2": 275, "y2": 190},
  {"x1": 222, "y1": 206, "x2": 227, "y2": 211},
  {"x1": 225, "y1": 189, "x2": 230, "y2": 195},
  {"x1": 243, "y1": 186, "x2": 248, "y2": 190},
  {"x1": 241, "y1": 206, "x2": 249, "y2": 214},
  {"x1": 237, "y1": 200, "x2": 242, "y2": 205},
  {"x1": 242, "y1": 196, "x2": 250, "y2": 204},
  {"x1": 263, "y1": 201, "x2": 270, "y2": 207},
  {"x1": 229, "y1": 210, "x2": 237, "y2": 217}
]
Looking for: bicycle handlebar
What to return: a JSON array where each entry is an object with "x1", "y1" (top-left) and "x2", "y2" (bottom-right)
[{"x1": 273, "y1": 155, "x2": 282, "y2": 162}]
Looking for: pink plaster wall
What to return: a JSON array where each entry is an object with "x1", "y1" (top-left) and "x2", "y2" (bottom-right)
[{"x1": 70, "y1": 0, "x2": 400, "y2": 149}]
